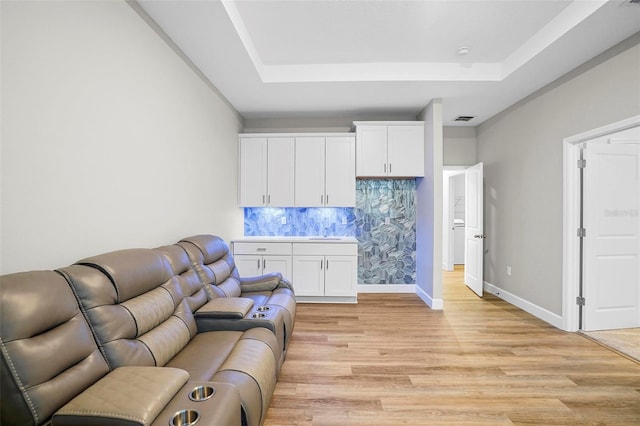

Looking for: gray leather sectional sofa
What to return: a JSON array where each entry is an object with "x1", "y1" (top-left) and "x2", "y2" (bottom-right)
[{"x1": 0, "y1": 235, "x2": 295, "y2": 426}]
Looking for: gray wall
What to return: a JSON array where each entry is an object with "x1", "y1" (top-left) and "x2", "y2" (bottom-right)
[
  {"x1": 416, "y1": 100, "x2": 444, "y2": 307},
  {"x1": 443, "y1": 126, "x2": 477, "y2": 166},
  {"x1": 1, "y1": 1, "x2": 244, "y2": 273},
  {"x1": 477, "y1": 33, "x2": 640, "y2": 315}
]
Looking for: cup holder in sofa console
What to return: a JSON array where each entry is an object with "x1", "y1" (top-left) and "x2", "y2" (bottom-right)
[
  {"x1": 170, "y1": 409, "x2": 200, "y2": 426},
  {"x1": 189, "y1": 385, "x2": 215, "y2": 402},
  {"x1": 257, "y1": 306, "x2": 271, "y2": 312},
  {"x1": 252, "y1": 312, "x2": 267, "y2": 319}
]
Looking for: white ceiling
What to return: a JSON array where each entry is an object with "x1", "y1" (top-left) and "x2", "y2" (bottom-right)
[{"x1": 136, "y1": 0, "x2": 640, "y2": 126}]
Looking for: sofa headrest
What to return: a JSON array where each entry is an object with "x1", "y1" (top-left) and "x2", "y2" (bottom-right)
[
  {"x1": 77, "y1": 249, "x2": 171, "y2": 302},
  {"x1": 179, "y1": 235, "x2": 228, "y2": 265},
  {"x1": 155, "y1": 244, "x2": 191, "y2": 275},
  {"x1": 1, "y1": 271, "x2": 110, "y2": 425},
  {"x1": 1, "y1": 271, "x2": 77, "y2": 341}
]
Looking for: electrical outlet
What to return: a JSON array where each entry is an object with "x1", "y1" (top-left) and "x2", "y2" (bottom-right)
[
  {"x1": 341, "y1": 217, "x2": 347, "y2": 225},
  {"x1": 280, "y1": 217, "x2": 287, "y2": 225},
  {"x1": 385, "y1": 217, "x2": 391, "y2": 225},
  {"x1": 506, "y1": 266, "x2": 512, "y2": 276}
]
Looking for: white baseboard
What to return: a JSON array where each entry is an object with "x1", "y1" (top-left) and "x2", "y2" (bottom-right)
[
  {"x1": 296, "y1": 296, "x2": 357, "y2": 304},
  {"x1": 415, "y1": 285, "x2": 444, "y2": 310},
  {"x1": 357, "y1": 284, "x2": 415, "y2": 293},
  {"x1": 357, "y1": 284, "x2": 443, "y2": 310},
  {"x1": 484, "y1": 281, "x2": 563, "y2": 329}
]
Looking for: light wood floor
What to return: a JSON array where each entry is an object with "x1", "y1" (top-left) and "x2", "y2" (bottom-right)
[{"x1": 264, "y1": 267, "x2": 640, "y2": 425}]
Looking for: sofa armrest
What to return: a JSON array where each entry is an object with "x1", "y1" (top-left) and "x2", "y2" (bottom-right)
[
  {"x1": 195, "y1": 297, "x2": 255, "y2": 319},
  {"x1": 239, "y1": 272, "x2": 293, "y2": 292},
  {"x1": 52, "y1": 367, "x2": 189, "y2": 426}
]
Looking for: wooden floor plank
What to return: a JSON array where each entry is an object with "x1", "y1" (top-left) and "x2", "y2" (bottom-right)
[{"x1": 264, "y1": 267, "x2": 640, "y2": 425}]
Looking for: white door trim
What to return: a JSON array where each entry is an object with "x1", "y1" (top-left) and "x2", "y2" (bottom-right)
[
  {"x1": 443, "y1": 167, "x2": 467, "y2": 271},
  {"x1": 562, "y1": 115, "x2": 640, "y2": 332}
]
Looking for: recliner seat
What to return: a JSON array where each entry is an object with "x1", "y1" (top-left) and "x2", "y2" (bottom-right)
[
  {"x1": 178, "y1": 235, "x2": 297, "y2": 353},
  {"x1": 60, "y1": 247, "x2": 279, "y2": 426}
]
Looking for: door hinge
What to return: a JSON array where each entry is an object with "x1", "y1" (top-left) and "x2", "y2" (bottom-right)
[
  {"x1": 577, "y1": 159, "x2": 586, "y2": 168},
  {"x1": 576, "y1": 296, "x2": 586, "y2": 306},
  {"x1": 577, "y1": 228, "x2": 586, "y2": 238}
]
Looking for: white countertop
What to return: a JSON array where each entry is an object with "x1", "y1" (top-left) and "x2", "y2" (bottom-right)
[{"x1": 232, "y1": 236, "x2": 358, "y2": 244}]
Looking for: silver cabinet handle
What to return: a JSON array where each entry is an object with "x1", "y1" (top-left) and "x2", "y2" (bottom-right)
[
  {"x1": 320, "y1": 260, "x2": 323, "y2": 270},
  {"x1": 268, "y1": 194, "x2": 271, "y2": 204},
  {"x1": 257, "y1": 259, "x2": 260, "y2": 269},
  {"x1": 321, "y1": 194, "x2": 323, "y2": 204},
  {"x1": 389, "y1": 163, "x2": 392, "y2": 174},
  {"x1": 262, "y1": 195, "x2": 265, "y2": 204},
  {"x1": 326, "y1": 259, "x2": 329, "y2": 269},
  {"x1": 384, "y1": 163, "x2": 387, "y2": 173},
  {"x1": 263, "y1": 259, "x2": 266, "y2": 268},
  {"x1": 326, "y1": 194, "x2": 328, "y2": 204}
]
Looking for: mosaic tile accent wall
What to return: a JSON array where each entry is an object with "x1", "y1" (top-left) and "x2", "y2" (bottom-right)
[
  {"x1": 355, "y1": 179, "x2": 416, "y2": 284},
  {"x1": 243, "y1": 179, "x2": 417, "y2": 285}
]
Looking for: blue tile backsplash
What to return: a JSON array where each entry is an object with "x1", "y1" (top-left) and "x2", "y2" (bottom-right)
[
  {"x1": 244, "y1": 207, "x2": 356, "y2": 237},
  {"x1": 244, "y1": 179, "x2": 416, "y2": 284}
]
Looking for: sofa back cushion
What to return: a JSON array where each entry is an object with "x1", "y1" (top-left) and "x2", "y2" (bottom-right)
[
  {"x1": 178, "y1": 235, "x2": 242, "y2": 298},
  {"x1": 154, "y1": 244, "x2": 209, "y2": 315},
  {"x1": 0, "y1": 271, "x2": 110, "y2": 426},
  {"x1": 60, "y1": 249, "x2": 196, "y2": 368}
]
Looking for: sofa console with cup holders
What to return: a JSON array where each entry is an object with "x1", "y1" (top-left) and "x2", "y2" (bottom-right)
[{"x1": 0, "y1": 235, "x2": 296, "y2": 426}]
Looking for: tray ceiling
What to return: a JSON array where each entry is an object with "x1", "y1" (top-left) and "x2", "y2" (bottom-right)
[{"x1": 136, "y1": 0, "x2": 640, "y2": 125}]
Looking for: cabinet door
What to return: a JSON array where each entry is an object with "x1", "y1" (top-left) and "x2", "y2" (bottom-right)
[
  {"x1": 234, "y1": 255, "x2": 263, "y2": 277},
  {"x1": 387, "y1": 125, "x2": 424, "y2": 177},
  {"x1": 295, "y1": 137, "x2": 325, "y2": 207},
  {"x1": 292, "y1": 255, "x2": 325, "y2": 296},
  {"x1": 267, "y1": 137, "x2": 295, "y2": 206},
  {"x1": 325, "y1": 136, "x2": 355, "y2": 207},
  {"x1": 324, "y1": 255, "x2": 357, "y2": 297},
  {"x1": 263, "y1": 255, "x2": 292, "y2": 282},
  {"x1": 356, "y1": 126, "x2": 387, "y2": 177},
  {"x1": 239, "y1": 138, "x2": 267, "y2": 206}
]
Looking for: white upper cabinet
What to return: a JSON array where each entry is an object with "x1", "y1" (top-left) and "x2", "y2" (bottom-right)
[
  {"x1": 266, "y1": 137, "x2": 295, "y2": 206},
  {"x1": 240, "y1": 133, "x2": 355, "y2": 208},
  {"x1": 295, "y1": 135, "x2": 355, "y2": 207},
  {"x1": 239, "y1": 136, "x2": 294, "y2": 207},
  {"x1": 294, "y1": 137, "x2": 325, "y2": 207},
  {"x1": 239, "y1": 137, "x2": 267, "y2": 206},
  {"x1": 354, "y1": 122, "x2": 424, "y2": 177},
  {"x1": 387, "y1": 125, "x2": 424, "y2": 177},
  {"x1": 355, "y1": 126, "x2": 387, "y2": 176},
  {"x1": 325, "y1": 136, "x2": 356, "y2": 206}
]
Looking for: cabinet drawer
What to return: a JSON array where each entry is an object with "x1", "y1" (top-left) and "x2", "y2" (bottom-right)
[
  {"x1": 233, "y1": 242, "x2": 292, "y2": 255},
  {"x1": 292, "y1": 243, "x2": 357, "y2": 256}
]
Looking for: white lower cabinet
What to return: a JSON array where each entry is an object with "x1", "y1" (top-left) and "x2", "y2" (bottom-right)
[
  {"x1": 233, "y1": 239, "x2": 358, "y2": 303},
  {"x1": 232, "y1": 242, "x2": 292, "y2": 282},
  {"x1": 235, "y1": 254, "x2": 292, "y2": 281},
  {"x1": 291, "y1": 256, "x2": 325, "y2": 296},
  {"x1": 292, "y1": 243, "x2": 357, "y2": 303}
]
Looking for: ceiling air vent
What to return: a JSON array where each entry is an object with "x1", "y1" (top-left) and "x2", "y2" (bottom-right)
[{"x1": 453, "y1": 116, "x2": 475, "y2": 122}]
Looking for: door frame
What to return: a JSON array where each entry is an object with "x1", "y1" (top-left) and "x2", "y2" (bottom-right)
[
  {"x1": 443, "y1": 167, "x2": 467, "y2": 271},
  {"x1": 562, "y1": 115, "x2": 640, "y2": 332}
]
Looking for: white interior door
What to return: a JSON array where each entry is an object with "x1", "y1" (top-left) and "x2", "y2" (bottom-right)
[
  {"x1": 583, "y1": 137, "x2": 640, "y2": 331},
  {"x1": 465, "y1": 162, "x2": 484, "y2": 297}
]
